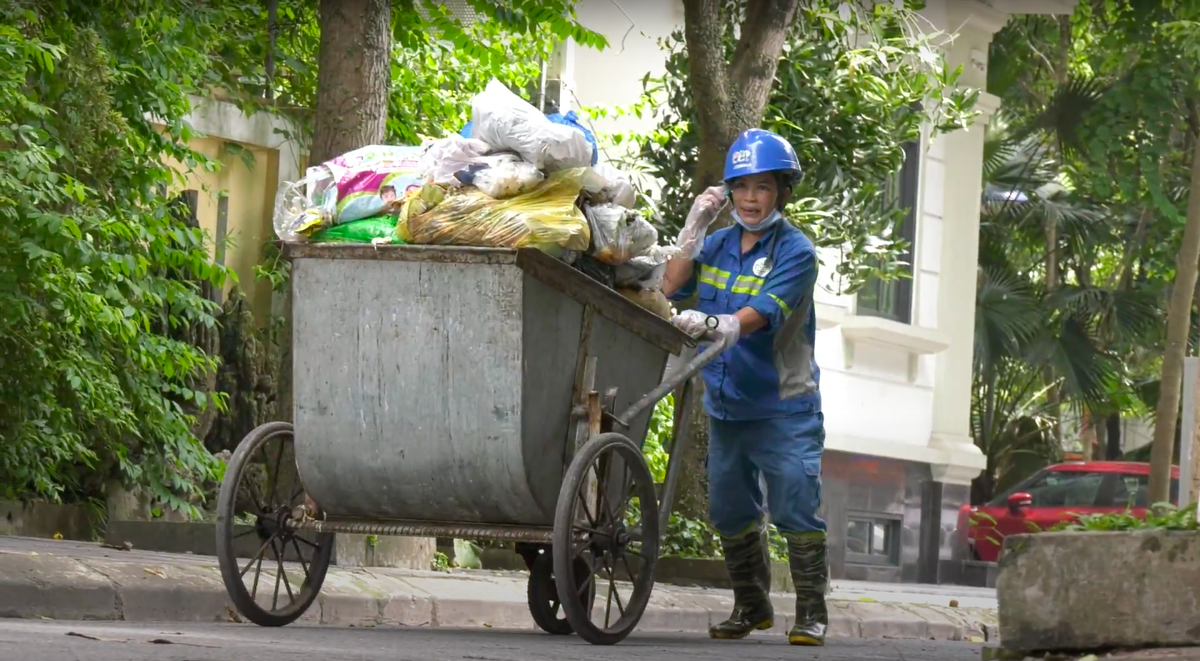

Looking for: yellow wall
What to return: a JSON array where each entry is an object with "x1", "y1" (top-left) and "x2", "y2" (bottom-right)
[{"x1": 160, "y1": 135, "x2": 279, "y2": 323}]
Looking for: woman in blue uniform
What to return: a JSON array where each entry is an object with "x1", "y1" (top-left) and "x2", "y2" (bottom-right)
[{"x1": 663, "y1": 128, "x2": 828, "y2": 646}]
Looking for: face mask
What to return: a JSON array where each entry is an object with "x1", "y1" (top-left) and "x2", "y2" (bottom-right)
[{"x1": 731, "y1": 208, "x2": 782, "y2": 232}]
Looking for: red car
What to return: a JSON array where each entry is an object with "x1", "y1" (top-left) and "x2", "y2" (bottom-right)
[{"x1": 956, "y1": 461, "x2": 1181, "y2": 562}]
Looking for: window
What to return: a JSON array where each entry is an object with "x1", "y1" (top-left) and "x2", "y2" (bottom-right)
[
  {"x1": 1108, "y1": 474, "x2": 1180, "y2": 509},
  {"x1": 856, "y1": 139, "x2": 919, "y2": 324},
  {"x1": 988, "y1": 469, "x2": 1182, "y2": 509},
  {"x1": 845, "y1": 514, "x2": 900, "y2": 566},
  {"x1": 988, "y1": 470, "x2": 1107, "y2": 508}
]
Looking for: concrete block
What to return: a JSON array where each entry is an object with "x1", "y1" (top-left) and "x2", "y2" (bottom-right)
[
  {"x1": 105, "y1": 520, "x2": 321, "y2": 563},
  {"x1": 997, "y1": 530, "x2": 1200, "y2": 651},
  {"x1": 0, "y1": 501, "x2": 95, "y2": 541},
  {"x1": 95, "y1": 560, "x2": 231, "y2": 623},
  {"x1": 335, "y1": 535, "x2": 435, "y2": 570},
  {"x1": 0, "y1": 553, "x2": 118, "y2": 620},
  {"x1": 851, "y1": 600, "x2": 930, "y2": 639}
]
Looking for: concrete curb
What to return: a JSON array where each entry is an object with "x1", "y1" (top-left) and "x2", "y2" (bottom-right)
[{"x1": 0, "y1": 550, "x2": 996, "y2": 642}]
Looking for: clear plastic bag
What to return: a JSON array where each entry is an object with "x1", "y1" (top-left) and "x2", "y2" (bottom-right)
[
  {"x1": 589, "y1": 162, "x2": 637, "y2": 208},
  {"x1": 587, "y1": 204, "x2": 659, "y2": 266},
  {"x1": 614, "y1": 244, "x2": 682, "y2": 290},
  {"x1": 405, "y1": 167, "x2": 592, "y2": 254},
  {"x1": 469, "y1": 79, "x2": 592, "y2": 172},
  {"x1": 273, "y1": 170, "x2": 337, "y2": 242},
  {"x1": 473, "y1": 160, "x2": 545, "y2": 199}
]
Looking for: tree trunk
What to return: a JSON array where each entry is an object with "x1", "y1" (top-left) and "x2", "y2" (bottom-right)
[
  {"x1": 278, "y1": 0, "x2": 391, "y2": 425},
  {"x1": 309, "y1": 0, "x2": 391, "y2": 165},
  {"x1": 1149, "y1": 136, "x2": 1200, "y2": 504},
  {"x1": 1106, "y1": 412, "x2": 1123, "y2": 460},
  {"x1": 671, "y1": 0, "x2": 798, "y2": 524}
]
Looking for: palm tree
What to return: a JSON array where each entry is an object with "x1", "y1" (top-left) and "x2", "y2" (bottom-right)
[{"x1": 970, "y1": 105, "x2": 1160, "y2": 502}]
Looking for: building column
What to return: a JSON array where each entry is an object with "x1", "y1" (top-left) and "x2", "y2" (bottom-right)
[{"x1": 926, "y1": 6, "x2": 1007, "y2": 487}]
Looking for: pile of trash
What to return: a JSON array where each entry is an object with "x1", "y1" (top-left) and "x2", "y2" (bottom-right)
[{"x1": 272, "y1": 78, "x2": 677, "y2": 319}]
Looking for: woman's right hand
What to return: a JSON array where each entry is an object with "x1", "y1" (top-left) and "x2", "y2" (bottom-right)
[{"x1": 675, "y1": 185, "x2": 727, "y2": 259}]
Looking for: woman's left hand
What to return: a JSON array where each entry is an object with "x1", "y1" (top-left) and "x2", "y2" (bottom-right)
[{"x1": 671, "y1": 310, "x2": 741, "y2": 346}]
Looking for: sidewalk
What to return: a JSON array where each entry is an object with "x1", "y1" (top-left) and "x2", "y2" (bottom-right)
[{"x1": 0, "y1": 536, "x2": 996, "y2": 642}]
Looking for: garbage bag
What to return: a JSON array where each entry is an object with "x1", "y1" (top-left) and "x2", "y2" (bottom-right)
[
  {"x1": 459, "y1": 109, "x2": 598, "y2": 167},
  {"x1": 323, "y1": 145, "x2": 424, "y2": 223},
  {"x1": 618, "y1": 287, "x2": 674, "y2": 320},
  {"x1": 418, "y1": 135, "x2": 493, "y2": 186},
  {"x1": 468, "y1": 79, "x2": 592, "y2": 172},
  {"x1": 405, "y1": 167, "x2": 592, "y2": 253},
  {"x1": 614, "y1": 244, "x2": 681, "y2": 290},
  {"x1": 273, "y1": 174, "x2": 333, "y2": 241},
  {"x1": 586, "y1": 204, "x2": 659, "y2": 266},
  {"x1": 588, "y1": 162, "x2": 637, "y2": 209},
  {"x1": 395, "y1": 183, "x2": 447, "y2": 242},
  {"x1": 273, "y1": 145, "x2": 427, "y2": 241},
  {"x1": 309, "y1": 215, "x2": 401, "y2": 244},
  {"x1": 472, "y1": 160, "x2": 545, "y2": 199},
  {"x1": 546, "y1": 111, "x2": 598, "y2": 166}
]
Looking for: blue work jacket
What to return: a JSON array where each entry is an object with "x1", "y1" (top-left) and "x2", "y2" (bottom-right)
[{"x1": 670, "y1": 221, "x2": 822, "y2": 421}]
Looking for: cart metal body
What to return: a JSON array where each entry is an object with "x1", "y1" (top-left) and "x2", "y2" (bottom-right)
[
  {"x1": 215, "y1": 244, "x2": 729, "y2": 645},
  {"x1": 291, "y1": 245, "x2": 676, "y2": 528}
]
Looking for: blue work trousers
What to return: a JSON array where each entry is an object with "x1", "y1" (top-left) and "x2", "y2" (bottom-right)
[{"x1": 707, "y1": 411, "x2": 826, "y2": 537}]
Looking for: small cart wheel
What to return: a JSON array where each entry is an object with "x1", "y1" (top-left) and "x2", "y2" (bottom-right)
[
  {"x1": 553, "y1": 432, "x2": 661, "y2": 645},
  {"x1": 527, "y1": 550, "x2": 595, "y2": 635},
  {"x1": 216, "y1": 421, "x2": 334, "y2": 627}
]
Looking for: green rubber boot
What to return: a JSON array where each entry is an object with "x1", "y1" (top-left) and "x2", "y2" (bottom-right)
[
  {"x1": 785, "y1": 532, "x2": 829, "y2": 646},
  {"x1": 709, "y1": 526, "x2": 774, "y2": 640}
]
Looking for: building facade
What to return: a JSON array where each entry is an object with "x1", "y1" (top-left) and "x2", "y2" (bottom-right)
[{"x1": 555, "y1": 0, "x2": 1077, "y2": 583}]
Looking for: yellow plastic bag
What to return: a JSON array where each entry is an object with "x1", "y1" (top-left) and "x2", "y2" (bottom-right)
[{"x1": 405, "y1": 167, "x2": 591, "y2": 253}]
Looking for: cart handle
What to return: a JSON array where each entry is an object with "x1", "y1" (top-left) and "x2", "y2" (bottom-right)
[{"x1": 613, "y1": 327, "x2": 732, "y2": 429}]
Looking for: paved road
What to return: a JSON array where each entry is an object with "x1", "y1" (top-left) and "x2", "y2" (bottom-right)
[{"x1": 0, "y1": 620, "x2": 983, "y2": 661}]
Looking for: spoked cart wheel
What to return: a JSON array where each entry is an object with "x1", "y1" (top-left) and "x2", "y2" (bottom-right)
[
  {"x1": 216, "y1": 421, "x2": 335, "y2": 626},
  {"x1": 553, "y1": 432, "x2": 661, "y2": 645},
  {"x1": 527, "y1": 549, "x2": 596, "y2": 635}
]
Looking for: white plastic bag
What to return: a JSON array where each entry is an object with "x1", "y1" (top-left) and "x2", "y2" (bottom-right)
[
  {"x1": 418, "y1": 135, "x2": 493, "y2": 186},
  {"x1": 590, "y1": 162, "x2": 637, "y2": 208},
  {"x1": 615, "y1": 244, "x2": 682, "y2": 290},
  {"x1": 473, "y1": 160, "x2": 545, "y2": 199},
  {"x1": 470, "y1": 79, "x2": 592, "y2": 172}
]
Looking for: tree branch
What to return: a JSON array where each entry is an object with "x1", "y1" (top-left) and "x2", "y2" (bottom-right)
[{"x1": 728, "y1": 0, "x2": 799, "y2": 130}]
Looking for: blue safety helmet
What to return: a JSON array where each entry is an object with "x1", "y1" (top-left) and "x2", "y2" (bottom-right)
[{"x1": 723, "y1": 128, "x2": 801, "y2": 185}]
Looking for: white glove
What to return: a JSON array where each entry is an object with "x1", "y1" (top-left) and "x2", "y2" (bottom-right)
[
  {"x1": 675, "y1": 185, "x2": 727, "y2": 259},
  {"x1": 671, "y1": 310, "x2": 741, "y2": 346}
]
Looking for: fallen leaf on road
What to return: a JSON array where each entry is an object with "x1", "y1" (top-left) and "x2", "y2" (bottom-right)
[
  {"x1": 858, "y1": 597, "x2": 876, "y2": 602},
  {"x1": 66, "y1": 631, "x2": 129, "y2": 643},
  {"x1": 949, "y1": 599, "x2": 960, "y2": 608},
  {"x1": 147, "y1": 638, "x2": 217, "y2": 648},
  {"x1": 52, "y1": 532, "x2": 63, "y2": 540},
  {"x1": 482, "y1": 623, "x2": 493, "y2": 628},
  {"x1": 143, "y1": 567, "x2": 168, "y2": 579}
]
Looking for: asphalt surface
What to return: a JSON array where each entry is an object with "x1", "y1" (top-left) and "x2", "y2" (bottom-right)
[{"x1": 0, "y1": 620, "x2": 984, "y2": 661}]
